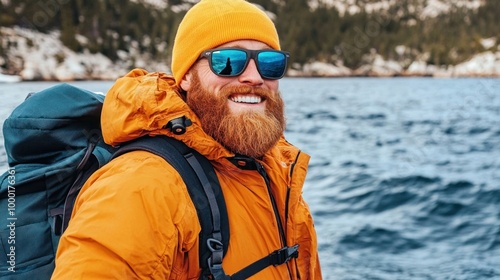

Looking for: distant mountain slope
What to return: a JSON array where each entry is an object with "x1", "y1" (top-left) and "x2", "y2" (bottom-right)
[
  {"x1": 0, "y1": 0, "x2": 498, "y2": 80},
  {"x1": 309, "y1": 0, "x2": 485, "y2": 18}
]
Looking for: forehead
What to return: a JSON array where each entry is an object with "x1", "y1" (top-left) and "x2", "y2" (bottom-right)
[{"x1": 216, "y1": 39, "x2": 272, "y2": 50}]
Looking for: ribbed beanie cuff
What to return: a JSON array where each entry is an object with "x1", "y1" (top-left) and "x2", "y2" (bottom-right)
[{"x1": 171, "y1": 0, "x2": 280, "y2": 86}]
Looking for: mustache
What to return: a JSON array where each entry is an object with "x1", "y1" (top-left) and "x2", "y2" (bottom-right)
[{"x1": 219, "y1": 86, "x2": 277, "y2": 100}]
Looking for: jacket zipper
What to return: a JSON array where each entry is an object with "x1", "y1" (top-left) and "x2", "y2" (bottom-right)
[
  {"x1": 256, "y1": 162, "x2": 287, "y2": 246},
  {"x1": 256, "y1": 161, "x2": 294, "y2": 279}
]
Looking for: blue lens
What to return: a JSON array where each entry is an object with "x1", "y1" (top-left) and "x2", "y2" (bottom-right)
[
  {"x1": 257, "y1": 51, "x2": 286, "y2": 79},
  {"x1": 211, "y1": 50, "x2": 247, "y2": 76},
  {"x1": 205, "y1": 49, "x2": 289, "y2": 79}
]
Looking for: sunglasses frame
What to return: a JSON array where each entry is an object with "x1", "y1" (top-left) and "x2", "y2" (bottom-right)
[{"x1": 199, "y1": 48, "x2": 290, "y2": 80}]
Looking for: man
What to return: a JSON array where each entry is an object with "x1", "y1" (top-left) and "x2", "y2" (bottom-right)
[{"x1": 52, "y1": 0, "x2": 322, "y2": 279}]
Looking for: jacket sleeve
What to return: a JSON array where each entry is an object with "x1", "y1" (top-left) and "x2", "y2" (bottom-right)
[
  {"x1": 285, "y1": 148, "x2": 323, "y2": 279},
  {"x1": 51, "y1": 151, "x2": 200, "y2": 279}
]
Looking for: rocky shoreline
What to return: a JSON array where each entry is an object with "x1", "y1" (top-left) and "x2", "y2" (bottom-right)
[{"x1": 290, "y1": 52, "x2": 500, "y2": 78}]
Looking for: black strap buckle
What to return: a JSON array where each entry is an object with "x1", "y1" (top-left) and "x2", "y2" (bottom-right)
[
  {"x1": 207, "y1": 238, "x2": 230, "y2": 280},
  {"x1": 271, "y1": 244, "x2": 299, "y2": 266},
  {"x1": 49, "y1": 208, "x2": 64, "y2": 236}
]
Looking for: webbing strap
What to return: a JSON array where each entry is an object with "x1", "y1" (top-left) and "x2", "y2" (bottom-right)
[
  {"x1": 112, "y1": 135, "x2": 229, "y2": 278},
  {"x1": 184, "y1": 153, "x2": 225, "y2": 268},
  {"x1": 57, "y1": 139, "x2": 99, "y2": 235},
  {"x1": 229, "y1": 244, "x2": 299, "y2": 280},
  {"x1": 204, "y1": 244, "x2": 299, "y2": 280},
  {"x1": 112, "y1": 136, "x2": 297, "y2": 279}
]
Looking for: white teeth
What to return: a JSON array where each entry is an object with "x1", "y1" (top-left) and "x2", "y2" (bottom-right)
[{"x1": 230, "y1": 95, "x2": 262, "y2": 104}]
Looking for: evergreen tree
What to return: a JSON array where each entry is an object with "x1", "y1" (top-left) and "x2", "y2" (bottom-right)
[{"x1": 1, "y1": 0, "x2": 498, "y2": 68}]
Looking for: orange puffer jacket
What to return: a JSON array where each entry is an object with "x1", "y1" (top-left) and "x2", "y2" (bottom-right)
[{"x1": 52, "y1": 69, "x2": 322, "y2": 279}]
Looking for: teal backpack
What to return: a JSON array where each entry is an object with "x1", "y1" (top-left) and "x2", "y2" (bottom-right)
[
  {"x1": 0, "y1": 84, "x2": 230, "y2": 279},
  {"x1": 0, "y1": 83, "x2": 298, "y2": 280}
]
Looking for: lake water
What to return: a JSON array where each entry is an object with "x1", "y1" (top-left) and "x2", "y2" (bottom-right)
[{"x1": 1, "y1": 78, "x2": 499, "y2": 279}]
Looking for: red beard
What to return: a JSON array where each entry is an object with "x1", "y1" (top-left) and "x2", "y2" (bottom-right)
[{"x1": 186, "y1": 72, "x2": 286, "y2": 158}]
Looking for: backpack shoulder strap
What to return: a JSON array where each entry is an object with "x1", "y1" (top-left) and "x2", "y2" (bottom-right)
[
  {"x1": 112, "y1": 136, "x2": 298, "y2": 280},
  {"x1": 57, "y1": 138, "x2": 100, "y2": 235},
  {"x1": 112, "y1": 135, "x2": 230, "y2": 277}
]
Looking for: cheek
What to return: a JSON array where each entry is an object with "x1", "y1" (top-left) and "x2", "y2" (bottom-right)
[
  {"x1": 197, "y1": 66, "x2": 214, "y2": 81},
  {"x1": 195, "y1": 65, "x2": 227, "y2": 93},
  {"x1": 265, "y1": 80, "x2": 280, "y2": 92}
]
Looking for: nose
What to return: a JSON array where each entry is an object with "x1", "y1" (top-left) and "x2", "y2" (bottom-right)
[{"x1": 238, "y1": 59, "x2": 264, "y2": 86}]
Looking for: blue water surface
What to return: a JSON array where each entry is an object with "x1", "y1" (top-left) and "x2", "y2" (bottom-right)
[{"x1": 281, "y1": 77, "x2": 500, "y2": 280}]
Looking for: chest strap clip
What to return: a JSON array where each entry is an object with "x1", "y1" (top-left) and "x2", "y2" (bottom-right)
[{"x1": 271, "y1": 244, "x2": 299, "y2": 266}]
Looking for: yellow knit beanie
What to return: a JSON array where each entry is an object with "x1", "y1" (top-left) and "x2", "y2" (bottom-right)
[{"x1": 171, "y1": 0, "x2": 281, "y2": 86}]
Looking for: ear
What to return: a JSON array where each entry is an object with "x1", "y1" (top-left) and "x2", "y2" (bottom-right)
[{"x1": 179, "y1": 70, "x2": 193, "y2": 91}]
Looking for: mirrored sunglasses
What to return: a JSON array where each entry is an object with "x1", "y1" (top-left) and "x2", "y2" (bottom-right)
[{"x1": 199, "y1": 48, "x2": 290, "y2": 80}]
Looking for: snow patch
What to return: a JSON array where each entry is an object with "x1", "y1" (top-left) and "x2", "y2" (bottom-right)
[
  {"x1": 129, "y1": 0, "x2": 168, "y2": 10},
  {"x1": 289, "y1": 62, "x2": 352, "y2": 77},
  {"x1": 0, "y1": 73, "x2": 21, "y2": 83},
  {"x1": 480, "y1": 37, "x2": 497, "y2": 50},
  {"x1": 0, "y1": 26, "x2": 170, "y2": 81},
  {"x1": 454, "y1": 51, "x2": 500, "y2": 76},
  {"x1": 309, "y1": 0, "x2": 485, "y2": 18}
]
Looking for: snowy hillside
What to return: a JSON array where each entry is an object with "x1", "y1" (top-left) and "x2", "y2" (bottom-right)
[
  {"x1": 308, "y1": 0, "x2": 485, "y2": 18},
  {"x1": 0, "y1": 0, "x2": 498, "y2": 81}
]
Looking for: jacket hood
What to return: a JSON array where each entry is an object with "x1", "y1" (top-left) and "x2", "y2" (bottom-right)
[{"x1": 101, "y1": 69, "x2": 233, "y2": 161}]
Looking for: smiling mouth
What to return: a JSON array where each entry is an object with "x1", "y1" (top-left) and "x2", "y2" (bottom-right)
[{"x1": 229, "y1": 94, "x2": 263, "y2": 104}]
